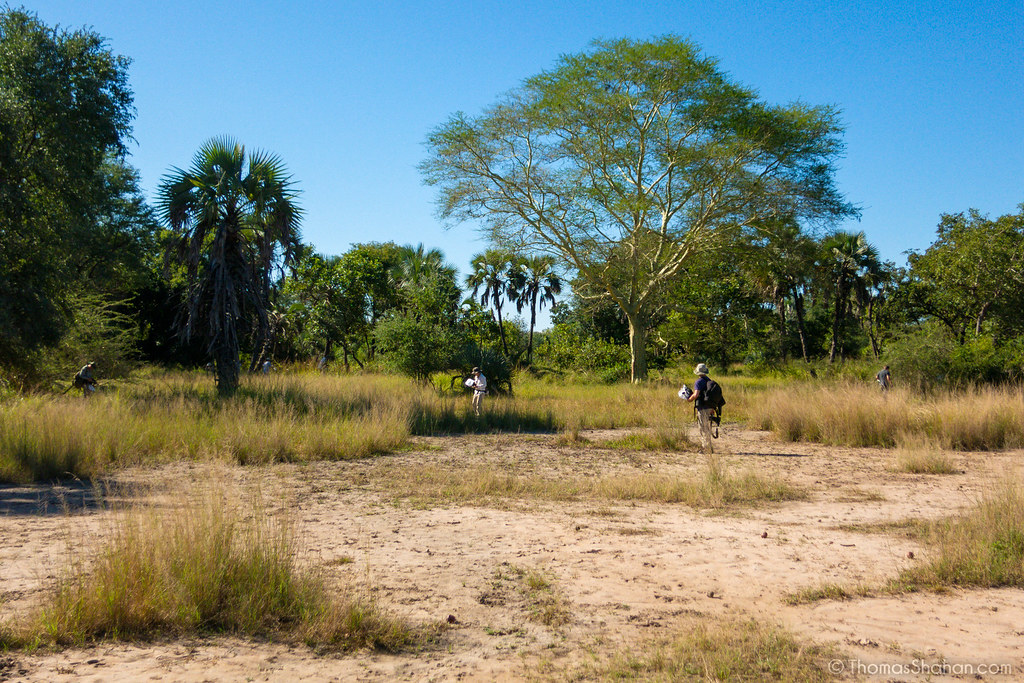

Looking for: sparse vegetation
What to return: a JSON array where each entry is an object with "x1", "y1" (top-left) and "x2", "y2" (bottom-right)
[
  {"x1": 789, "y1": 479, "x2": 1024, "y2": 604},
  {"x1": 371, "y1": 454, "x2": 804, "y2": 509},
  {"x1": 7, "y1": 481, "x2": 436, "y2": 651},
  {"x1": 890, "y1": 481, "x2": 1024, "y2": 591},
  {"x1": 786, "y1": 583, "x2": 877, "y2": 605},
  {"x1": 490, "y1": 564, "x2": 572, "y2": 628},
  {"x1": 578, "y1": 617, "x2": 837, "y2": 681}
]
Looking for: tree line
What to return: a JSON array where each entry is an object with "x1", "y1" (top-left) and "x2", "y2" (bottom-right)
[{"x1": 2, "y1": 8, "x2": 1021, "y2": 395}]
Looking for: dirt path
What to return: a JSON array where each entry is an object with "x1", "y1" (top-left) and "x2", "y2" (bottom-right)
[{"x1": 1, "y1": 429, "x2": 1022, "y2": 681}]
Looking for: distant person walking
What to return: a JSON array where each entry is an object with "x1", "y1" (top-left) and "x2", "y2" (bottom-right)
[
  {"x1": 470, "y1": 366, "x2": 487, "y2": 416},
  {"x1": 73, "y1": 362, "x2": 98, "y2": 398},
  {"x1": 876, "y1": 365, "x2": 891, "y2": 392},
  {"x1": 687, "y1": 363, "x2": 716, "y2": 453}
]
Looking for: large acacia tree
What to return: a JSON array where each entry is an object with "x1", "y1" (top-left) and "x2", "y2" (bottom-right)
[
  {"x1": 423, "y1": 36, "x2": 855, "y2": 380},
  {"x1": 159, "y1": 138, "x2": 302, "y2": 395}
]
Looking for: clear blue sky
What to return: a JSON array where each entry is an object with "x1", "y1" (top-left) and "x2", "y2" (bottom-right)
[{"x1": 30, "y1": 0, "x2": 1024, "y2": 323}]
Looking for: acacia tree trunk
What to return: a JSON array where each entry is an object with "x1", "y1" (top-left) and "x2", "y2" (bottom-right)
[{"x1": 626, "y1": 313, "x2": 648, "y2": 382}]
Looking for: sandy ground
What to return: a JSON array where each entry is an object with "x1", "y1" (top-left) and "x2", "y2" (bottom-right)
[{"x1": 1, "y1": 427, "x2": 1023, "y2": 682}]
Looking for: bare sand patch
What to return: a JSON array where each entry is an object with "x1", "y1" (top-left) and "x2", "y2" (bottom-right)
[{"x1": 1, "y1": 428, "x2": 1021, "y2": 681}]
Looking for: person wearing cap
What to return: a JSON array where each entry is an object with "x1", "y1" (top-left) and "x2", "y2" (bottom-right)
[
  {"x1": 470, "y1": 367, "x2": 487, "y2": 416},
  {"x1": 686, "y1": 362, "x2": 715, "y2": 452},
  {"x1": 74, "y1": 361, "x2": 98, "y2": 398}
]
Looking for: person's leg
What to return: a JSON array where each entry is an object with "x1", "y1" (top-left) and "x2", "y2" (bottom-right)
[
  {"x1": 697, "y1": 408, "x2": 713, "y2": 453},
  {"x1": 473, "y1": 392, "x2": 482, "y2": 415}
]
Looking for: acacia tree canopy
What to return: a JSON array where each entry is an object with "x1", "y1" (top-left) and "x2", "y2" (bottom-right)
[{"x1": 422, "y1": 36, "x2": 856, "y2": 380}]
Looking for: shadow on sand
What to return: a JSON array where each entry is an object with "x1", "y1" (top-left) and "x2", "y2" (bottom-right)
[{"x1": 0, "y1": 480, "x2": 102, "y2": 516}]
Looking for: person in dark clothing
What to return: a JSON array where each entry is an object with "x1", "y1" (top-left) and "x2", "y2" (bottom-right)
[
  {"x1": 73, "y1": 362, "x2": 98, "y2": 398},
  {"x1": 686, "y1": 363, "x2": 715, "y2": 453}
]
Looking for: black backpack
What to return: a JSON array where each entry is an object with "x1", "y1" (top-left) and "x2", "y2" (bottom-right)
[{"x1": 700, "y1": 379, "x2": 726, "y2": 414}]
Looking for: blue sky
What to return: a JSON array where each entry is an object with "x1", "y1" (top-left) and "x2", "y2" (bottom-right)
[{"x1": 29, "y1": 0, "x2": 1024, "y2": 323}]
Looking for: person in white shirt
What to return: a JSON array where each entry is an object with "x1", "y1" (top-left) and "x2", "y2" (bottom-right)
[{"x1": 471, "y1": 366, "x2": 487, "y2": 416}]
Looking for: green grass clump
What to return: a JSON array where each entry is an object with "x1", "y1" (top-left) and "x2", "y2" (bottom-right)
[
  {"x1": 602, "y1": 427, "x2": 693, "y2": 451},
  {"x1": 13, "y1": 484, "x2": 433, "y2": 652},
  {"x1": 584, "y1": 617, "x2": 836, "y2": 681},
  {"x1": 487, "y1": 564, "x2": 572, "y2": 628},
  {"x1": 785, "y1": 583, "x2": 876, "y2": 606}
]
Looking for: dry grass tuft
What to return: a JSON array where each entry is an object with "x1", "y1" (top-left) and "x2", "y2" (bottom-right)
[
  {"x1": 789, "y1": 478, "x2": 1024, "y2": 604},
  {"x1": 891, "y1": 436, "x2": 960, "y2": 475},
  {"x1": 8, "y1": 478, "x2": 434, "y2": 652},
  {"x1": 890, "y1": 480, "x2": 1024, "y2": 591},
  {"x1": 373, "y1": 455, "x2": 803, "y2": 510},
  {"x1": 577, "y1": 616, "x2": 837, "y2": 681}
]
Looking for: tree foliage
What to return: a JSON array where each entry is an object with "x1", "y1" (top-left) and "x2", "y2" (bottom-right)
[
  {"x1": 905, "y1": 207, "x2": 1024, "y2": 343},
  {"x1": 423, "y1": 36, "x2": 856, "y2": 381},
  {"x1": 0, "y1": 7, "x2": 138, "y2": 370}
]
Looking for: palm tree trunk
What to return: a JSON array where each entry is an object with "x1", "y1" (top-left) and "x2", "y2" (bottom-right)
[
  {"x1": 792, "y1": 288, "x2": 810, "y2": 363},
  {"x1": 495, "y1": 304, "x2": 509, "y2": 357},
  {"x1": 215, "y1": 339, "x2": 239, "y2": 397},
  {"x1": 829, "y1": 280, "x2": 848, "y2": 363},
  {"x1": 527, "y1": 298, "x2": 538, "y2": 364},
  {"x1": 866, "y1": 299, "x2": 881, "y2": 358}
]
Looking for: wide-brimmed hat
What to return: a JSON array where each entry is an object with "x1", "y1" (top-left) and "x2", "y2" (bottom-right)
[
  {"x1": 693, "y1": 363, "x2": 709, "y2": 376},
  {"x1": 472, "y1": 367, "x2": 480, "y2": 374}
]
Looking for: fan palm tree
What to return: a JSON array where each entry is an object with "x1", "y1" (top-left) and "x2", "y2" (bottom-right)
[
  {"x1": 822, "y1": 231, "x2": 881, "y2": 363},
  {"x1": 466, "y1": 249, "x2": 515, "y2": 356},
  {"x1": 510, "y1": 255, "x2": 561, "y2": 363},
  {"x1": 394, "y1": 243, "x2": 455, "y2": 289},
  {"x1": 158, "y1": 137, "x2": 302, "y2": 395}
]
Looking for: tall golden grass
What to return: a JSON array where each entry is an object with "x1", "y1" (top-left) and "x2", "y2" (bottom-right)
[
  {"x1": 5, "y1": 369, "x2": 1020, "y2": 484},
  {"x1": 11, "y1": 480, "x2": 433, "y2": 650},
  {"x1": 746, "y1": 383, "x2": 1024, "y2": 450},
  {"x1": 0, "y1": 371, "x2": 700, "y2": 483}
]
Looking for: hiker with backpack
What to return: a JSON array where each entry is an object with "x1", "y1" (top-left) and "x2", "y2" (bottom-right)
[
  {"x1": 686, "y1": 363, "x2": 724, "y2": 453},
  {"x1": 73, "y1": 362, "x2": 98, "y2": 398}
]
